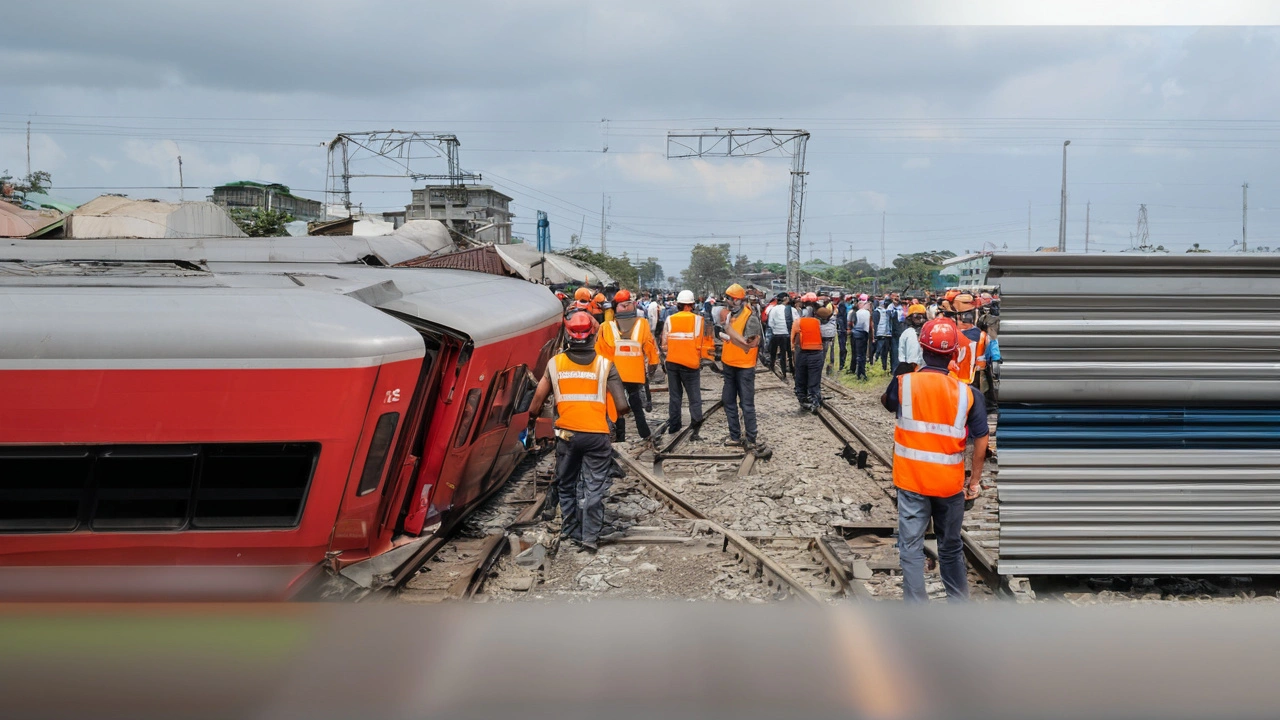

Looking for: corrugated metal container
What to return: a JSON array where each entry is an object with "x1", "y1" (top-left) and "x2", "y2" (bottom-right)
[{"x1": 989, "y1": 254, "x2": 1280, "y2": 576}]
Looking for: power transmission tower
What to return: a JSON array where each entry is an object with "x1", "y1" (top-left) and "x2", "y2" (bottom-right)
[
  {"x1": 325, "y1": 131, "x2": 478, "y2": 217},
  {"x1": 666, "y1": 128, "x2": 809, "y2": 291},
  {"x1": 1243, "y1": 182, "x2": 1249, "y2": 252},
  {"x1": 1136, "y1": 204, "x2": 1150, "y2": 250},
  {"x1": 1084, "y1": 201, "x2": 1090, "y2": 253}
]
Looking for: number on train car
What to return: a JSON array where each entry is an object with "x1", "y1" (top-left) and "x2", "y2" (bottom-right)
[{"x1": 385, "y1": 389, "x2": 401, "y2": 404}]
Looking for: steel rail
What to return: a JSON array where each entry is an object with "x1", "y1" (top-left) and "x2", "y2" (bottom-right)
[{"x1": 615, "y1": 451, "x2": 826, "y2": 605}]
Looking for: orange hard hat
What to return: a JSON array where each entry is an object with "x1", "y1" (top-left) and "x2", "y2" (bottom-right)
[
  {"x1": 919, "y1": 318, "x2": 960, "y2": 355},
  {"x1": 574, "y1": 287, "x2": 592, "y2": 302},
  {"x1": 725, "y1": 283, "x2": 746, "y2": 300},
  {"x1": 565, "y1": 312, "x2": 596, "y2": 341},
  {"x1": 593, "y1": 293, "x2": 606, "y2": 304},
  {"x1": 952, "y1": 293, "x2": 976, "y2": 313},
  {"x1": 944, "y1": 289, "x2": 960, "y2": 302},
  {"x1": 614, "y1": 289, "x2": 631, "y2": 303}
]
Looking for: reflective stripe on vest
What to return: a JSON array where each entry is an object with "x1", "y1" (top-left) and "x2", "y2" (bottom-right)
[
  {"x1": 721, "y1": 307, "x2": 758, "y2": 369},
  {"x1": 892, "y1": 371, "x2": 970, "y2": 497},
  {"x1": 664, "y1": 312, "x2": 705, "y2": 369},
  {"x1": 548, "y1": 354, "x2": 613, "y2": 433}
]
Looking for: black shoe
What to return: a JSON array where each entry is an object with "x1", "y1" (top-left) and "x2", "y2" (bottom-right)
[
  {"x1": 723, "y1": 437, "x2": 743, "y2": 447},
  {"x1": 668, "y1": 425, "x2": 682, "y2": 435}
]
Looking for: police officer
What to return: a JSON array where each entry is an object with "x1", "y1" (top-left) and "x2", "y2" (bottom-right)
[
  {"x1": 662, "y1": 290, "x2": 713, "y2": 438},
  {"x1": 596, "y1": 289, "x2": 660, "y2": 449},
  {"x1": 527, "y1": 312, "x2": 631, "y2": 552},
  {"x1": 880, "y1": 318, "x2": 988, "y2": 602},
  {"x1": 719, "y1": 283, "x2": 764, "y2": 450}
]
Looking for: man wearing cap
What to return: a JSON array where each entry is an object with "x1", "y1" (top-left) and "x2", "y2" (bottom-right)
[
  {"x1": 596, "y1": 289, "x2": 660, "y2": 449},
  {"x1": 881, "y1": 318, "x2": 988, "y2": 602},
  {"x1": 895, "y1": 303, "x2": 928, "y2": 374},
  {"x1": 719, "y1": 284, "x2": 765, "y2": 450},
  {"x1": 662, "y1": 290, "x2": 714, "y2": 438}
]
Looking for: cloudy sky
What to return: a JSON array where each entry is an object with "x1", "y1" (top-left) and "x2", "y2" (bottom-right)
[{"x1": 3, "y1": 2, "x2": 1279, "y2": 275}]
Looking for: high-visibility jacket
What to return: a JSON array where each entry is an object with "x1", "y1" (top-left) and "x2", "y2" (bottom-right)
[
  {"x1": 547, "y1": 353, "x2": 617, "y2": 434},
  {"x1": 721, "y1": 307, "x2": 759, "y2": 369},
  {"x1": 664, "y1": 311, "x2": 712, "y2": 369},
  {"x1": 792, "y1": 316, "x2": 823, "y2": 351},
  {"x1": 596, "y1": 318, "x2": 659, "y2": 383},
  {"x1": 948, "y1": 328, "x2": 990, "y2": 385},
  {"x1": 892, "y1": 371, "x2": 971, "y2": 497}
]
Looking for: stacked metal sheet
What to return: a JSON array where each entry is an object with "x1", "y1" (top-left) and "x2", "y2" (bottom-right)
[{"x1": 990, "y1": 253, "x2": 1280, "y2": 575}]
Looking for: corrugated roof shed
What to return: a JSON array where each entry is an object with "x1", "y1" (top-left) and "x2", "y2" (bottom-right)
[
  {"x1": 52, "y1": 196, "x2": 246, "y2": 238},
  {"x1": 0, "y1": 201, "x2": 61, "y2": 238}
]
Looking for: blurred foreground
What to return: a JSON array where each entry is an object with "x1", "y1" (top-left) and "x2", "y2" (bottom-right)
[{"x1": 1, "y1": 602, "x2": 1277, "y2": 719}]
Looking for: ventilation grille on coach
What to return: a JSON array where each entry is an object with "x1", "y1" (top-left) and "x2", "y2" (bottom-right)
[{"x1": 0, "y1": 443, "x2": 319, "y2": 533}]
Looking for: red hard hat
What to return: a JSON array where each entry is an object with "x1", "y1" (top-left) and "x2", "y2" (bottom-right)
[
  {"x1": 919, "y1": 318, "x2": 960, "y2": 355},
  {"x1": 802, "y1": 292, "x2": 818, "y2": 303},
  {"x1": 565, "y1": 311, "x2": 596, "y2": 341},
  {"x1": 614, "y1": 289, "x2": 631, "y2": 303}
]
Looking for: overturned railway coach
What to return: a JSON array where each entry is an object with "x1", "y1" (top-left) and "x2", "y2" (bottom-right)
[{"x1": 0, "y1": 239, "x2": 563, "y2": 599}]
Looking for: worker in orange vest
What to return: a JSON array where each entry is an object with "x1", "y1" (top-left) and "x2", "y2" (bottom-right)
[
  {"x1": 791, "y1": 302, "x2": 826, "y2": 412},
  {"x1": 661, "y1": 290, "x2": 714, "y2": 439},
  {"x1": 596, "y1": 289, "x2": 660, "y2": 449},
  {"x1": 880, "y1": 318, "x2": 988, "y2": 602},
  {"x1": 947, "y1": 293, "x2": 991, "y2": 388},
  {"x1": 528, "y1": 312, "x2": 630, "y2": 552},
  {"x1": 718, "y1": 283, "x2": 765, "y2": 450}
]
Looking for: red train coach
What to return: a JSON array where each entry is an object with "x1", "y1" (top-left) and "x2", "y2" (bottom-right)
[{"x1": 0, "y1": 244, "x2": 563, "y2": 600}]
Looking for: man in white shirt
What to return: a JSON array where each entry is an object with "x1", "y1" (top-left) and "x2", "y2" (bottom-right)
[
  {"x1": 850, "y1": 299, "x2": 872, "y2": 380},
  {"x1": 765, "y1": 294, "x2": 797, "y2": 378},
  {"x1": 895, "y1": 303, "x2": 928, "y2": 374}
]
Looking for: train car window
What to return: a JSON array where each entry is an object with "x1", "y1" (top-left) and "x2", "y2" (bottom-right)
[
  {"x1": 514, "y1": 369, "x2": 538, "y2": 414},
  {"x1": 0, "y1": 443, "x2": 318, "y2": 533},
  {"x1": 356, "y1": 413, "x2": 400, "y2": 496},
  {"x1": 479, "y1": 366, "x2": 526, "y2": 436},
  {"x1": 452, "y1": 389, "x2": 483, "y2": 449}
]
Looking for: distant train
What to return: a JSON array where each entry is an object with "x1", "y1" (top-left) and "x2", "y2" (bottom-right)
[{"x1": 0, "y1": 236, "x2": 563, "y2": 600}]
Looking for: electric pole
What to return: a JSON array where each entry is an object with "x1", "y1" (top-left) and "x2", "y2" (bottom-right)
[
  {"x1": 1058, "y1": 140, "x2": 1071, "y2": 251},
  {"x1": 177, "y1": 155, "x2": 184, "y2": 202},
  {"x1": 1084, "y1": 201, "x2": 1090, "y2": 253},
  {"x1": 26, "y1": 120, "x2": 31, "y2": 177},
  {"x1": 1243, "y1": 182, "x2": 1249, "y2": 252},
  {"x1": 1027, "y1": 200, "x2": 1032, "y2": 251},
  {"x1": 600, "y1": 193, "x2": 607, "y2": 253},
  {"x1": 828, "y1": 233, "x2": 833, "y2": 265},
  {"x1": 879, "y1": 211, "x2": 886, "y2": 270},
  {"x1": 809, "y1": 241, "x2": 814, "y2": 262}
]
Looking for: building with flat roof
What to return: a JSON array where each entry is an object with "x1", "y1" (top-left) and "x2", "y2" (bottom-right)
[
  {"x1": 939, "y1": 252, "x2": 993, "y2": 289},
  {"x1": 405, "y1": 185, "x2": 513, "y2": 244},
  {"x1": 211, "y1": 181, "x2": 323, "y2": 222}
]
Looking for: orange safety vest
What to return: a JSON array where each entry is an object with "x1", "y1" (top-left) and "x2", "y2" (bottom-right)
[
  {"x1": 664, "y1": 311, "x2": 710, "y2": 369},
  {"x1": 793, "y1": 316, "x2": 823, "y2": 351},
  {"x1": 597, "y1": 318, "x2": 656, "y2": 383},
  {"x1": 892, "y1": 371, "x2": 971, "y2": 497},
  {"x1": 948, "y1": 329, "x2": 989, "y2": 384},
  {"x1": 547, "y1": 353, "x2": 617, "y2": 434},
  {"x1": 721, "y1": 307, "x2": 759, "y2": 369}
]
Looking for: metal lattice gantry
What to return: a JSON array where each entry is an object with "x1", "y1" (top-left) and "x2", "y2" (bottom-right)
[
  {"x1": 666, "y1": 128, "x2": 810, "y2": 291},
  {"x1": 325, "y1": 131, "x2": 480, "y2": 216}
]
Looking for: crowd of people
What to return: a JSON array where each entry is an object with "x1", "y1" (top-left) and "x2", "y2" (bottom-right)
[{"x1": 533, "y1": 281, "x2": 1000, "y2": 603}]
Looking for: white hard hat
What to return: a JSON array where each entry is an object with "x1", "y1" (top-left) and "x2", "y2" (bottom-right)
[{"x1": 677, "y1": 290, "x2": 696, "y2": 304}]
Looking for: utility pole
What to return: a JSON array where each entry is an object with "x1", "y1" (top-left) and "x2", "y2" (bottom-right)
[
  {"x1": 177, "y1": 155, "x2": 184, "y2": 202},
  {"x1": 1027, "y1": 201, "x2": 1032, "y2": 251},
  {"x1": 600, "y1": 193, "x2": 607, "y2": 253},
  {"x1": 809, "y1": 241, "x2": 814, "y2": 262},
  {"x1": 1058, "y1": 140, "x2": 1071, "y2": 251},
  {"x1": 1084, "y1": 201, "x2": 1090, "y2": 253},
  {"x1": 1243, "y1": 182, "x2": 1249, "y2": 252},
  {"x1": 828, "y1": 233, "x2": 833, "y2": 265},
  {"x1": 879, "y1": 211, "x2": 886, "y2": 270},
  {"x1": 25, "y1": 120, "x2": 31, "y2": 177}
]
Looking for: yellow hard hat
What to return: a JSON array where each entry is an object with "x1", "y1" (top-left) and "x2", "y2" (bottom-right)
[
  {"x1": 725, "y1": 283, "x2": 746, "y2": 299},
  {"x1": 907, "y1": 303, "x2": 927, "y2": 316}
]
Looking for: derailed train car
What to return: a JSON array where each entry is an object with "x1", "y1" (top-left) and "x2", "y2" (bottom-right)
[{"x1": 0, "y1": 238, "x2": 562, "y2": 600}]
